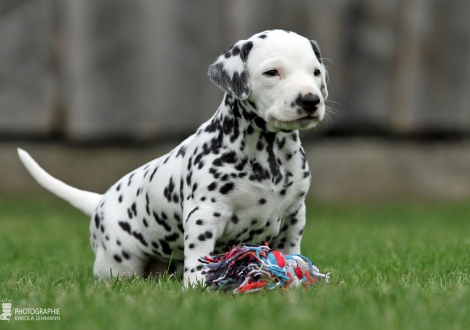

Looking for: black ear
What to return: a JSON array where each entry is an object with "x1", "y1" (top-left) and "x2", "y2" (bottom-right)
[
  {"x1": 311, "y1": 40, "x2": 329, "y2": 99},
  {"x1": 310, "y1": 40, "x2": 322, "y2": 63},
  {"x1": 208, "y1": 40, "x2": 253, "y2": 99}
]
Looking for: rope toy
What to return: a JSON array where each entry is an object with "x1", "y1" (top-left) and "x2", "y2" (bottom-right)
[{"x1": 199, "y1": 243, "x2": 329, "y2": 293}]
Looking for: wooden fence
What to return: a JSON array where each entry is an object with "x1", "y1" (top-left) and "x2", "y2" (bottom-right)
[{"x1": 1, "y1": 0, "x2": 469, "y2": 142}]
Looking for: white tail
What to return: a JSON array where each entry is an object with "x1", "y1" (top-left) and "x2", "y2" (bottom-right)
[{"x1": 17, "y1": 148, "x2": 102, "y2": 217}]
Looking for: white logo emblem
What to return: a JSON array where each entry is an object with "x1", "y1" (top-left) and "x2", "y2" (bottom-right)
[{"x1": 0, "y1": 300, "x2": 12, "y2": 322}]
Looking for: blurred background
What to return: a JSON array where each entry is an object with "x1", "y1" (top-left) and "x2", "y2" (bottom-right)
[{"x1": 1, "y1": 0, "x2": 470, "y2": 202}]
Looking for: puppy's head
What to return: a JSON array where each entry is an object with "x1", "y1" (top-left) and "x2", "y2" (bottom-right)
[{"x1": 208, "y1": 30, "x2": 328, "y2": 132}]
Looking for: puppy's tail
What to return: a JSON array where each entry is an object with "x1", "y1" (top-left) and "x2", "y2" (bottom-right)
[{"x1": 17, "y1": 148, "x2": 102, "y2": 217}]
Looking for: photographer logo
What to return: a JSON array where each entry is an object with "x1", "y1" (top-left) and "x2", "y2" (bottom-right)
[{"x1": 1, "y1": 299, "x2": 60, "y2": 322}]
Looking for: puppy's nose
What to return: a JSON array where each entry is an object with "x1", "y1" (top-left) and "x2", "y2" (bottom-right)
[{"x1": 297, "y1": 93, "x2": 320, "y2": 115}]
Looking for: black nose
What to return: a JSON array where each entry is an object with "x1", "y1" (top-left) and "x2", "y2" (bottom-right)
[{"x1": 297, "y1": 93, "x2": 321, "y2": 115}]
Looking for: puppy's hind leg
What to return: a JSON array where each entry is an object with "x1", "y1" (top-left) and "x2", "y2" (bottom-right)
[{"x1": 92, "y1": 248, "x2": 147, "y2": 281}]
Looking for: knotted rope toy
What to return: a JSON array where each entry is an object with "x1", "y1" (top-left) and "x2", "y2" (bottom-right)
[{"x1": 199, "y1": 243, "x2": 329, "y2": 294}]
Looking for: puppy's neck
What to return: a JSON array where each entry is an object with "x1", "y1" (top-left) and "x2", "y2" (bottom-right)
[{"x1": 204, "y1": 93, "x2": 301, "y2": 164}]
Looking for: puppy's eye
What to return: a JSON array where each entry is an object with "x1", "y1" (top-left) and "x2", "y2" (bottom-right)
[
  {"x1": 263, "y1": 69, "x2": 278, "y2": 77},
  {"x1": 314, "y1": 69, "x2": 321, "y2": 77}
]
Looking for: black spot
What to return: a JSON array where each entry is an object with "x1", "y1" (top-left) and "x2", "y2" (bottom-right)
[
  {"x1": 165, "y1": 232, "x2": 180, "y2": 242},
  {"x1": 159, "y1": 239, "x2": 172, "y2": 255},
  {"x1": 249, "y1": 162, "x2": 270, "y2": 182},
  {"x1": 213, "y1": 212, "x2": 221, "y2": 217},
  {"x1": 258, "y1": 34, "x2": 267, "y2": 39},
  {"x1": 122, "y1": 250, "x2": 131, "y2": 260},
  {"x1": 196, "y1": 219, "x2": 204, "y2": 225},
  {"x1": 290, "y1": 218, "x2": 298, "y2": 225},
  {"x1": 187, "y1": 157, "x2": 193, "y2": 171},
  {"x1": 127, "y1": 209, "x2": 133, "y2": 219},
  {"x1": 174, "y1": 213, "x2": 181, "y2": 222},
  {"x1": 189, "y1": 243, "x2": 195, "y2": 249},
  {"x1": 219, "y1": 182, "x2": 235, "y2": 194},
  {"x1": 131, "y1": 202, "x2": 137, "y2": 216},
  {"x1": 277, "y1": 137, "x2": 286, "y2": 150},
  {"x1": 149, "y1": 166, "x2": 158, "y2": 182},
  {"x1": 258, "y1": 198, "x2": 267, "y2": 205},
  {"x1": 116, "y1": 239, "x2": 121, "y2": 246},
  {"x1": 283, "y1": 181, "x2": 294, "y2": 188},
  {"x1": 251, "y1": 219, "x2": 257, "y2": 225},
  {"x1": 118, "y1": 195, "x2": 123, "y2": 203},
  {"x1": 113, "y1": 254, "x2": 122, "y2": 263},
  {"x1": 145, "y1": 194, "x2": 150, "y2": 215},
  {"x1": 186, "y1": 172, "x2": 192, "y2": 187},
  {"x1": 153, "y1": 212, "x2": 172, "y2": 232},
  {"x1": 205, "y1": 231, "x2": 213, "y2": 239},
  {"x1": 192, "y1": 183, "x2": 198, "y2": 195},
  {"x1": 209, "y1": 168, "x2": 220, "y2": 179},
  {"x1": 143, "y1": 218, "x2": 148, "y2": 227},
  {"x1": 235, "y1": 157, "x2": 248, "y2": 171},
  {"x1": 208, "y1": 182, "x2": 218, "y2": 191},
  {"x1": 198, "y1": 234, "x2": 206, "y2": 241},
  {"x1": 231, "y1": 215, "x2": 239, "y2": 224},
  {"x1": 213, "y1": 151, "x2": 238, "y2": 167},
  {"x1": 164, "y1": 177, "x2": 176, "y2": 203},
  {"x1": 196, "y1": 265, "x2": 204, "y2": 271},
  {"x1": 128, "y1": 173, "x2": 135, "y2": 186},
  {"x1": 176, "y1": 145, "x2": 187, "y2": 158},
  {"x1": 152, "y1": 241, "x2": 159, "y2": 249},
  {"x1": 133, "y1": 231, "x2": 148, "y2": 247},
  {"x1": 118, "y1": 221, "x2": 131, "y2": 234},
  {"x1": 116, "y1": 183, "x2": 121, "y2": 191},
  {"x1": 94, "y1": 214, "x2": 100, "y2": 228},
  {"x1": 100, "y1": 224, "x2": 105, "y2": 233}
]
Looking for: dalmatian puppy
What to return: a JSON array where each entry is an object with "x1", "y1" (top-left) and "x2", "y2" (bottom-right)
[{"x1": 18, "y1": 29, "x2": 328, "y2": 286}]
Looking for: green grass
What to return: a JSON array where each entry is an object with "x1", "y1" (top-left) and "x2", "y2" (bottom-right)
[{"x1": 1, "y1": 196, "x2": 469, "y2": 329}]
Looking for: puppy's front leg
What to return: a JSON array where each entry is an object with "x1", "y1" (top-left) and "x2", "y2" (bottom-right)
[{"x1": 182, "y1": 205, "x2": 226, "y2": 287}]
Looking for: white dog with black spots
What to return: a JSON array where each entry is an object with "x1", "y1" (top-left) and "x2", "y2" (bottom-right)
[{"x1": 18, "y1": 29, "x2": 329, "y2": 286}]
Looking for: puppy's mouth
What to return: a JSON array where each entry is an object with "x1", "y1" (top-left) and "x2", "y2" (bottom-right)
[
  {"x1": 278, "y1": 115, "x2": 320, "y2": 129},
  {"x1": 297, "y1": 115, "x2": 320, "y2": 128}
]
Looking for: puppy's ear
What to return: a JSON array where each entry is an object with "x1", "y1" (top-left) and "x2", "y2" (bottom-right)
[
  {"x1": 208, "y1": 40, "x2": 253, "y2": 99},
  {"x1": 310, "y1": 40, "x2": 329, "y2": 99},
  {"x1": 310, "y1": 40, "x2": 322, "y2": 64}
]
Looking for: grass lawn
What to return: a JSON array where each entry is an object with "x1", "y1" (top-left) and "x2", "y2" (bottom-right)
[{"x1": 0, "y1": 196, "x2": 469, "y2": 329}]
